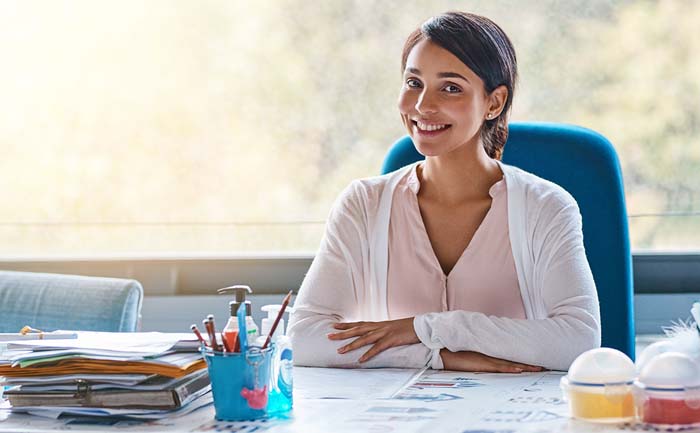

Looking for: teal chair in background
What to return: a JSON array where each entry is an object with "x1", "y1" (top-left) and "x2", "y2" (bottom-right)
[
  {"x1": 381, "y1": 122, "x2": 635, "y2": 359},
  {"x1": 0, "y1": 270, "x2": 143, "y2": 332}
]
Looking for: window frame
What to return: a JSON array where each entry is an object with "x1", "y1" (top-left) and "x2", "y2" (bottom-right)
[{"x1": 1, "y1": 252, "x2": 698, "y2": 296}]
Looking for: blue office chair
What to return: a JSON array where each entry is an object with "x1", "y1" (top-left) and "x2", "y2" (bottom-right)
[
  {"x1": 0, "y1": 270, "x2": 144, "y2": 332},
  {"x1": 381, "y1": 122, "x2": 634, "y2": 359}
]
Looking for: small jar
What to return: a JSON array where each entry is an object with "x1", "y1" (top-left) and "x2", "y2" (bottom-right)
[
  {"x1": 635, "y1": 352, "x2": 700, "y2": 427},
  {"x1": 560, "y1": 348, "x2": 636, "y2": 422},
  {"x1": 636, "y1": 340, "x2": 675, "y2": 372}
]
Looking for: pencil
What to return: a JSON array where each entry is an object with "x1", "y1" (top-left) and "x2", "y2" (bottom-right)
[
  {"x1": 190, "y1": 324, "x2": 208, "y2": 347},
  {"x1": 203, "y1": 318, "x2": 220, "y2": 352},
  {"x1": 207, "y1": 314, "x2": 222, "y2": 352},
  {"x1": 262, "y1": 290, "x2": 293, "y2": 350}
]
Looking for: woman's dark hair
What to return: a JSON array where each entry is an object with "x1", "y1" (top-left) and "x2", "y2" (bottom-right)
[{"x1": 401, "y1": 12, "x2": 517, "y2": 160}]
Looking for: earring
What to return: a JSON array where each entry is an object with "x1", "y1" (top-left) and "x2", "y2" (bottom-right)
[{"x1": 486, "y1": 113, "x2": 493, "y2": 119}]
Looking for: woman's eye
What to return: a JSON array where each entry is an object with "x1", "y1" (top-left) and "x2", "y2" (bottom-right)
[
  {"x1": 406, "y1": 78, "x2": 422, "y2": 88},
  {"x1": 444, "y1": 84, "x2": 462, "y2": 93}
]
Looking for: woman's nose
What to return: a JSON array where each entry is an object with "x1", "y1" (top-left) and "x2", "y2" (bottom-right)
[{"x1": 415, "y1": 90, "x2": 438, "y2": 114}]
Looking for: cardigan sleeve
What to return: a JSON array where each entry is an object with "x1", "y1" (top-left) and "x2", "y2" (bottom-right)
[
  {"x1": 288, "y1": 181, "x2": 435, "y2": 369},
  {"x1": 413, "y1": 192, "x2": 601, "y2": 371}
]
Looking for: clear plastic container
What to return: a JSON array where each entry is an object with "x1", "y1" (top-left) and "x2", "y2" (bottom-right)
[
  {"x1": 635, "y1": 340, "x2": 675, "y2": 372},
  {"x1": 634, "y1": 352, "x2": 700, "y2": 427},
  {"x1": 560, "y1": 348, "x2": 636, "y2": 422}
]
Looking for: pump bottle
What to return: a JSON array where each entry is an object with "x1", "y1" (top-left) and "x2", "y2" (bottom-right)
[
  {"x1": 255, "y1": 304, "x2": 293, "y2": 412},
  {"x1": 217, "y1": 285, "x2": 260, "y2": 349}
]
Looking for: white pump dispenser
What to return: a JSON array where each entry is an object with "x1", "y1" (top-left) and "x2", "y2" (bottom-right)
[
  {"x1": 255, "y1": 303, "x2": 294, "y2": 412},
  {"x1": 261, "y1": 304, "x2": 285, "y2": 339}
]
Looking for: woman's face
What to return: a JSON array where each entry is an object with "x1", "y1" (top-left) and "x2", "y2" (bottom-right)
[{"x1": 398, "y1": 39, "x2": 492, "y2": 158}]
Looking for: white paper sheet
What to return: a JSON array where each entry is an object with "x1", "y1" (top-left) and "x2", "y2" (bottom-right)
[
  {"x1": 2, "y1": 374, "x2": 155, "y2": 386},
  {"x1": 0, "y1": 332, "x2": 77, "y2": 342},
  {"x1": 6, "y1": 332, "x2": 198, "y2": 357},
  {"x1": 294, "y1": 366, "x2": 424, "y2": 400},
  {"x1": 2, "y1": 347, "x2": 202, "y2": 369}
]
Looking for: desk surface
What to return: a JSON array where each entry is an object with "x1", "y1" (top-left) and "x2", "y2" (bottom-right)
[{"x1": 3, "y1": 365, "x2": 697, "y2": 433}]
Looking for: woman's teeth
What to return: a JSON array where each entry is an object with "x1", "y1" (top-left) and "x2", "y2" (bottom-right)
[{"x1": 415, "y1": 121, "x2": 449, "y2": 132}]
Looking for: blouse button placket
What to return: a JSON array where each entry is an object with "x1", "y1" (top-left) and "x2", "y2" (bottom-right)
[{"x1": 441, "y1": 274, "x2": 448, "y2": 312}]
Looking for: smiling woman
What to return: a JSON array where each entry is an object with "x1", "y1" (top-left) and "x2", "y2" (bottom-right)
[
  {"x1": 288, "y1": 11, "x2": 601, "y2": 373},
  {"x1": 399, "y1": 13, "x2": 516, "y2": 162}
]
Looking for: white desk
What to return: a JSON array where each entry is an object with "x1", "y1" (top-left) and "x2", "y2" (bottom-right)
[{"x1": 3, "y1": 365, "x2": 697, "y2": 433}]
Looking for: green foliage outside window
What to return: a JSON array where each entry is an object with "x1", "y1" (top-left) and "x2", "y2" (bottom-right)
[{"x1": 0, "y1": 0, "x2": 697, "y2": 255}]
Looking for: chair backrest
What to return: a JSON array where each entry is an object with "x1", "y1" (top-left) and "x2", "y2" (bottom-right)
[
  {"x1": 381, "y1": 122, "x2": 635, "y2": 358},
  {"x1": 0, "y1": 270, "x2": 144, "y2": 332}
]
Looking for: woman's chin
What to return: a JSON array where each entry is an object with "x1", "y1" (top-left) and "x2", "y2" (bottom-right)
[{"x1": 413, "y1": 142, "x2": 445, "y2": 158}]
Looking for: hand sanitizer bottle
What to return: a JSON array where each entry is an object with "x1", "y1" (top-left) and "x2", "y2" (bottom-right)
[
  {"x1": 255, "y1": 304, "x2": 293, "y2": 413},
  {"x1": 217, "y1": 285, "x2": 259, "y2": 349}
]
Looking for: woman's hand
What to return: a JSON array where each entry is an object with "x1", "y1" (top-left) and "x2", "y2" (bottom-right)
[
  {"x1": 440, "y1": 349, "x2": 544, "y2": 373},
  {"x1": 327, "y1": 318, "x2": 419, "y2": 363}
]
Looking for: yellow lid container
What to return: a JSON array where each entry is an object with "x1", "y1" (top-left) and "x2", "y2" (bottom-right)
[{"x1": 560, "y1": 348, "x2": 636, "y2": 423}]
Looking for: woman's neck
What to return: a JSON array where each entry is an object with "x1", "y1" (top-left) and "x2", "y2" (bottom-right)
[{"x1": 418, "y1": 143, "x2": 502, "y2": 205}]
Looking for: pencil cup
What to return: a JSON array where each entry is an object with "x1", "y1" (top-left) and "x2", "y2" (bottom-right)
[{"x1": 202, "y1": 345, "x2": 274, "y2": 421}]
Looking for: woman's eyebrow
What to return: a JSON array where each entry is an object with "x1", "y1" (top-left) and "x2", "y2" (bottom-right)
[
  {"x1": 437, "y1": 72, "x2": 470, "y2": 83},
  {"x1": 404, "y1": 67, "x2": 470, "y2": 84}
]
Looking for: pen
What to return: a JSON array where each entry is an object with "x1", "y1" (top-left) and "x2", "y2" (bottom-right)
[
  {"x1": 203, "y1": 318, "x2": 220, "y2": 352},
  {"x1": 262, "y1": 290, "x2": 293, "y2": 350},
  {"x1": 190, "y1": 324, "x2": 208, "y2": 347},
  {"x1": 208, "y1": 314, "x2": 222, "y2": 352}
]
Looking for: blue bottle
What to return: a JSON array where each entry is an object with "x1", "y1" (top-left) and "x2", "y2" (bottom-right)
[{"x1": 255, "y1": 304, "x2": 293, "y2": 414}]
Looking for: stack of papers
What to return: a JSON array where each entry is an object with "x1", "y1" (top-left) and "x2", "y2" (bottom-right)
[{"x1": 0, "y1": 332, "x2": 211, "y2": 420}]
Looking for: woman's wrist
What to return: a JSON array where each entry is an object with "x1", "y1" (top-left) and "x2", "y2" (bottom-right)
[{"x1": 439, "y1": 348, "x2": 453, "y2": 370}]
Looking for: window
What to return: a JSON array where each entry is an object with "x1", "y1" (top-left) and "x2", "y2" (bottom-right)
[{"x1": 1, "y1": 1, "x2": 698, "y2": 256}]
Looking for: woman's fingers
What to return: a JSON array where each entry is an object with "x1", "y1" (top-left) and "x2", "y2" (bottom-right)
[
  {"x1": 517, "y1": 364, "x2": 544, "y2": 372},
  {"x1": 328, "y1": 322, "x2": 374, "y2": 340},
  {"x1": 492, "y1": 360, "x2": 543, "y2": 373},
  {"x1": 327, "y1": 326, "x2": 371, "y2": 341},
  {"x1": 493, "y1": 364, "x2": 523, "y2": 373},
  {"x1": 494, "y1": 358, "x2": 543, "y2": 372},
  {"x1": 358, "y1": 339, "x2": 393, "y2": 363},
  {"x1": 328, "y1": 318, "x2": 419, "y2": 363},
  {"x1": 336, "y1": 332, "x2": 381, "y2": 354},
  {"x1": 332, "y1": 321, "x2": 366, "y2": 330},
  {"x1": 441, "y1": 350, "x2": 545, "y2": 373}
]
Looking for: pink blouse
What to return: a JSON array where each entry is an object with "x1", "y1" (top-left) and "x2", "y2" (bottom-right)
[{"x1": 387, "y1": 164, "x2": 526, "y2": 320}]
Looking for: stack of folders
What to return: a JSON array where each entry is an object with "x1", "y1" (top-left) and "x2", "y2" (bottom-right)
[{"x1": 0, "y1": 331, "x2": 211, "y2": 420}]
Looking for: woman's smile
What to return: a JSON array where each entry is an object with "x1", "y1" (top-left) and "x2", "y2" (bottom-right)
[{"x1": 411, "y1": 119, "x2": 452, "y2": 137}]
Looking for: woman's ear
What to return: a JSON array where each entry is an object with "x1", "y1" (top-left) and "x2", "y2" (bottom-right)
[{"x1": 486, "y1": 85, "x2": 508, "y2": 119}]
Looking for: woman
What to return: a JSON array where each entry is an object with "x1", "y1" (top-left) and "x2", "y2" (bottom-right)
[{"x1": 288, "y1": 11, "x2": 600, "y2": 372}]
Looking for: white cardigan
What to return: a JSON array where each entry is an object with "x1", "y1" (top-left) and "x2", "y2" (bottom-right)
[{"x1": 288, "y1": 161, "x2": 601, "y2": 371}]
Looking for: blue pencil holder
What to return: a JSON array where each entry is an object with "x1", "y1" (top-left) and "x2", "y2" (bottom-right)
[{"x1": 202, "y1": 345, "x2": 274, "y2": 421}]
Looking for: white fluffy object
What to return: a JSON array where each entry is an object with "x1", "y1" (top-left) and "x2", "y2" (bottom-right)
[{"x1": 637, "y1": 302, "x2": 700, "y2": 371}]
